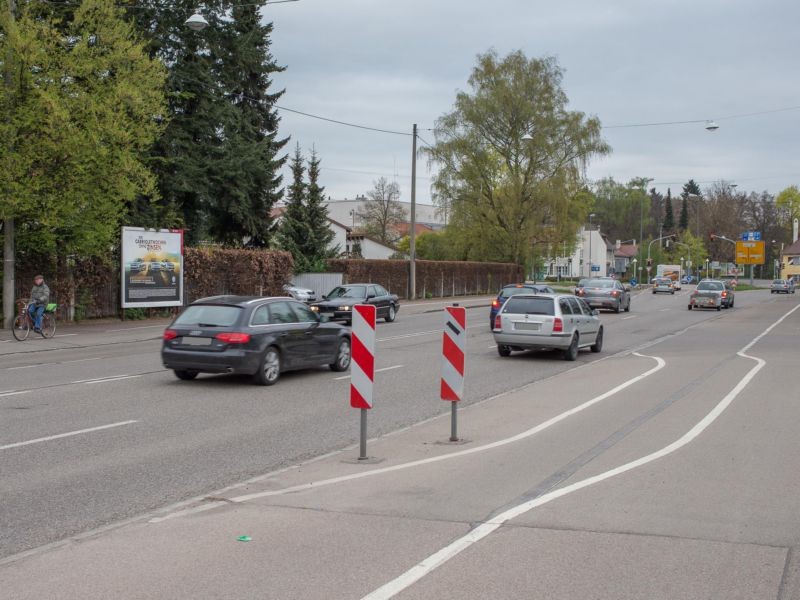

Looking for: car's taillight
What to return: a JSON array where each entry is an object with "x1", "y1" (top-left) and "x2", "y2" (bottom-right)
[
  {"x1": 215, "y1": 332, "x2": 251, "y2": 344},
  {"x1": 163, "y1": 329, "x2": 178, "y2": 341},
  {"x1": 721, "y1": 291, "x2": 727, "y2": 298},
  {"x1": 577, "y1": 289, "x2": 584, "y2": 296},
  {"x1": 553, "y1": 317, "x2": 563, "y2": 333},
  {"x1": 493, "y1": 314, "x2": 502, "y2": 330},
  {"x1": 611, "y1": 290, "x2": 619, "y2": 297},
  {"x1": 492, "y1": 299, "x2": 501, "y2": 309}
]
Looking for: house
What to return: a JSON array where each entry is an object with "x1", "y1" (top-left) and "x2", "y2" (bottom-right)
[
  {"x1": 392, "y1": 222, "x2": 435, "y2": 239},
  {"x1": 544, "y1": 226, "x2": 608, "y2": 279},
  {"x1": 780, "y1": 237, "x2": 800, "y2": 282},
  {"x1": 323, "y1": 197, "x2": 446, "y2": 231}
]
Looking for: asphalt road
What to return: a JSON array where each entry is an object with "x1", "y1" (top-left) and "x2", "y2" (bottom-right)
[{"x1": 0, "y1": 286, "x2": 794, "y2": 577}]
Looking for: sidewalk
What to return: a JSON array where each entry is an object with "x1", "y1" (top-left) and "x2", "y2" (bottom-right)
[{"x1": 0, "y1": 348, "x2": 657, "y2": 599}]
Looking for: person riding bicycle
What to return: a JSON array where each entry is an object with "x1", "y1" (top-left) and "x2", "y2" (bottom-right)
[{"x1": 29, "y1": 274, "x2": 50, "y2": 334}]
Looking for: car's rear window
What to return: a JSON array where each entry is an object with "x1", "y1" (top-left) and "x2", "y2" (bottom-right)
[
  {"x1": 587, "y1": 279, "x2": 614, "y2": 288},
  {"x1": 697, "y1": 282, "x2": 723, "y2": 291},
  {"x1": 502, "y1": 297, "x2": 555, "y2": 315},
  {"x1": 174, "y1": 305, "x2": 242, "y2": 327},
  {"x1": 773, "y1": 280, "x2": 784, "y2": 284}
]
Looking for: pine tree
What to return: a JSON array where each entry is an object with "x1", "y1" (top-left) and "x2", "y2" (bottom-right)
[
  {"x1": 663, "y1": 188, "x2": 675, "y2": 232},
  {"x1": 304, "y1": 149, "x2": 338, "y2": 266},
  {"x1": 208, "y1": 4, "x2": 287, "y2": 247},
  {"x1": 679, "y1": 195, "x2": 689, "y2": 231},
  {"x1": 278, "y1": 144, "x2": 311, "y2": 271}
]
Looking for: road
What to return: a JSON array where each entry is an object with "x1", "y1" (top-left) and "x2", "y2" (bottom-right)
[{"x1": 1, "y1": 288, "x2": 799, "y2": 599}]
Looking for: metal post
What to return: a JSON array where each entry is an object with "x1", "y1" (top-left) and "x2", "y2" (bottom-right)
[
  {"x1": 358, "y1": 408, "x2": 367, "y2": 460},
  {"x1": 3, "y1": 0, "x2": 17, "y2": 330},
  {"x1": 409, "y1": 123, "x2": 417, "y2": 300},
  {"x1": 450, "y1": 402, "x2": 458, "y2": 442}
]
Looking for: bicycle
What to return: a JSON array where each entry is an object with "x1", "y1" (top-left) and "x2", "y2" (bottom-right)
[{"x1": 12, "y1": 301, "x2": 57, "y2": 341}]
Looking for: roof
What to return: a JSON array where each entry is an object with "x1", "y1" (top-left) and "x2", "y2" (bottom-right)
[
  {"x1": 615, "y1": 244, "x2": 639, "y2": 258},
  {"x1": 781, "y1": 238, "x2": 800, "y2": 256},
  {"x1": 392, "y1": 222, "x2": 435, "y2": 237}
]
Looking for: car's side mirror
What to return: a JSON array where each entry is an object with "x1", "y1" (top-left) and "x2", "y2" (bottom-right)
[
  {"x1": 322, "y1": 295, "x2": 328, "y2": 300},
  {"x1": 592, "y1": 309, "x2": 600, "y2": 316}
]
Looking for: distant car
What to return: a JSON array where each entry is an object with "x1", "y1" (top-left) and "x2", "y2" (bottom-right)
[
  {"x1": 576, "y1": 278, "x2": 631, "y2": 313},
  {"x1": 161, "y1": 295, "x2": 351, "y2": 386},
  {"x1": 574, "y1": 278, "x2": 589, "y2": 295},
  {"x1": 130, "y1": 260, "x2": 146, "y2": 273},
  {"x1": 688, "y1": 279, "x2": 733, "y2": 310},
  {"x1": 283, "y1": 284, "x2": 317, "y2": 303},
  {"x1": 489, "y1": 283, "x2": 556, "y2": 327},
  {"x1": 771, "y1": 279, "x2": 796, "y2": 294},
  {"x1": 493, "y1": 293, "x2": 603, "y2": 361},
  {"x1": 161, "y1": 261, "x2": 176, "y2": 272},
  {"x1": 311, "y1": 284, "x2": 399, "y2": 324},
  {"x1": 652, "y1": 277, "x2": 675, "y2": 294},
  {"x1": 149, "y1": 260, "x2": 162, "y2": 272}
]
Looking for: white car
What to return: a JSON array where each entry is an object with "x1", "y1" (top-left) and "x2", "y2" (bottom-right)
[{"x1": 283, "y1": 285, "x2": 317, "y2": 303}]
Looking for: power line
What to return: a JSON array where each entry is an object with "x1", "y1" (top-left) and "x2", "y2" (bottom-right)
[
  {"x1": 604, "y1": 104, "x2": 800, "y2": 129},
  {"x1": 275, "y1": 105, "x2": 412, "y2": 137}
]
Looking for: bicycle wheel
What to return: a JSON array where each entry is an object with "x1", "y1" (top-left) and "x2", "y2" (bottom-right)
[
  {"x1": 12, "y1": 315, "x2": 30, "y2": 341},
  {"x1": 41, "y1": 314, "x2": 56, "y2": 338}
]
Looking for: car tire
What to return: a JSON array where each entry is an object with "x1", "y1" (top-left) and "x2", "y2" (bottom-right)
[
  {"x1": 330, "y1": 338, "x2": 352, "y2": 372},
  {"x1": 625, "y1": 300, "x2": 630, "y2": 312},
  {"x1": 385, "y1": 304, "x2": 396, "y2": 323},
  {"x1": 614, "y1": 302, "x2": 621, "y2": 313},
  {"x1": 497, "y1": 345, "x2": 511, "y2": 357},
  {"x1": 174, "y1": 369, "x2": 198, "y2": 381},
  {"x1": 716, "y1": 305, "x2": 721, "y2": 311},
  {"x1": 730, "y1": 298, "x2": 734, "y2": 308},
  {"x1": 563, "y1": 334, "x2": 579, "y2": 361},
  {"x1": 254, "y1": 346, "x2": 281, "y2": 386},
  {"x1": 652, "y1": 290, "x2": 655, "y2": 294},
  {"x1": 687, "y1": 304, "x2": 692, "y2": 310},
  {"x1": 590, "y1": 327, "x2": 603, "y2": 353},
  {"x1": 671, "y1": 291, "x2": 675, "y2": 295}
]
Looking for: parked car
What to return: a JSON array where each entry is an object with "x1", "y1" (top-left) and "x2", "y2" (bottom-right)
[
  {"x1": 688, "y1": 279, "x2": 733, "y2": 310},
  {"x1": 130, "y1": 259, "x2": 146, "y2": 273},
  {"x1": 576, "y1": 278, "x2": 631, "y2": 313},
  {"x1": 493, "y1": 293, "x2": 603, "y2": 361},
  {"x1": 161, "y1": 296, "x2": 351, "y2": 385},
  {"x1": 310, "y1": 284, "x2": 399, "y2": 324},
  {"x1": 489, "y1": 283, "x2": 556, "y2": 326},
  {"x1": 652, "y1": 277, "x2": 676, "y2": 294},
  {"x1": 283, "y1": 284, "x2": 317, "y2": 303},
  {"x1": 770, "y1": 279, "x2": 796, "y2": 294}
]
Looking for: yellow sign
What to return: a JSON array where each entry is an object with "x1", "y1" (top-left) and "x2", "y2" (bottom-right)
[{"x1": 736, "y1": 240, "x2": 765, "y2": 264}]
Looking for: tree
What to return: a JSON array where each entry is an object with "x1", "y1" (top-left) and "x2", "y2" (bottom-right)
[
  {"x1": 303, "y1": 148, "x2": 338, "y2": 267},
  {"x1": 680, "y1": 179, "x2": 701, "y2": 234},
  {"x1": 0, "y1": 0, "x2": 167, "y2": 258},
  {"x1": 358, "y1": 177, "x2": 406, "y2": 245},
  {"x1": 425, "y1": 50, "x2": 610, "y2": 266},
  {"x1": 776, "y1": 185, "x2": 800, "y2": 226},
  {"x1": 663, "y1": 189, "x2": 675, "y2": 233},
  {"x1": 590, "y1": 178, "x2": 650, "y2": 244},
  {"x1": 678, "y1": 196, "x2": 689, "y2": 232},
  {"x1": 278, "y1": 144, "x2": 310, "y2": 270}
]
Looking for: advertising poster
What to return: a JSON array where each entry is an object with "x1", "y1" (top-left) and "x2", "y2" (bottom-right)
[{"x1": 121, "y1": 227, "x2": 184, "y2": 308}]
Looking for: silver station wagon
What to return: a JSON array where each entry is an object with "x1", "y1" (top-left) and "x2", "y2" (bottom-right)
[{"x1": 492, "y1": 294, "x2": 604, "y2": 361}]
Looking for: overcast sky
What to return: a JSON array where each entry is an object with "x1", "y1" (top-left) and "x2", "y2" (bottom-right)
[{"x1": 265, "y1": 0, "x2": 799, "y2": 204}]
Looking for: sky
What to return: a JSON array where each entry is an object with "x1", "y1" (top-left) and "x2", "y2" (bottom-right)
[{"x1": 264, "y1": 0, "x2": 800, "y2": 205}]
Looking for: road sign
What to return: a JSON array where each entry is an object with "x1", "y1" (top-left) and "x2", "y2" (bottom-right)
[
  {"x1": 736, "y1": 240, "x2": 765, "y2": 265},
  {"x1": 741, "y1": 231, "x2": 762, "y2": 241},
  {"x1": 591, "y1": 265, "x2": 600, "y2": 272},
  {"x1": 441, "y1": 306, "x2": 466, "y2": 402},
  {"x1": 351, "y1": 304, "x2": 376, "y2": 409}
]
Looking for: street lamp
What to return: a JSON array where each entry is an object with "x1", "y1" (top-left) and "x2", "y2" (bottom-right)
[
  {"x1": 185, "y1": 12, "x2": 209, "y2": 31},
  {"x1": 705, "y1": 120, "x2": 720, "y2": 131},
  {"x1": 588, "y1": 213, "x2": 596, "y2": 278},
  {"x1": 638, "y1": 177, "x2": 654, "y2": 291}
]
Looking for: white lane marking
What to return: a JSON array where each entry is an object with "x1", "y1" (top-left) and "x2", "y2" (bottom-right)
[
  {"x1": 379, "y1": 324, "x2": 486, "y2": 343},
  {"x1": 360, "y1": 303, "x2": 800, "y2": 600},
  {"x1": 488, "y1": 344, "x2": 497, "y2": 349},
  {"x1": 71, "y1": 374, "x2": 140, "y2": 384},
  {"x1": 0, "y1": 390, "x2": 30, "y2": 398},
  {"x1": 659, "y1": 308, "x2": 671, "y2": 312},
  {"x1": 56, "y1": 334, "x2": 78, "y2": 337},
  {"x1": 106, "y1": 325, "x2": 166, "y2": 332},
  {"x1": 621, "y1": 315, "x2": 638, "y2": 320},
  {"x1": 6, "y1": 357, "x2": 101, "y2": 371},
  {"x1": 62, "y1": 357, "x2": 102, "y2": 364},
  {"x1": 230, "y1": 353, "x2": 665, "y2": 504},
  {"x1": 402, "y1": 299, "x2": 492, "y2": 309},
  {"x1": 7, "y1": 364, "x2": 40, "y2": 371},
  {"x1": 0, "y1": 420, "x2": 138, "y2": 451},
  {"x1": 333, "y1": 365, "x2": 404, "y2": 381}
]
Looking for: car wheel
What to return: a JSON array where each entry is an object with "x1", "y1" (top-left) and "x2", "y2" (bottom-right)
[
  {"x1": 671, "y1": 291, "x2": 675, "y2": 295},
  {"x1": 687, "y1": 304, "x2": 692, "y2": 310},
  {"x1": 330, "y1": 338, "x2": 352, "y2": 372},
  {"x1": 625, "y1": 300, "x2": 631, "y2": 312},
  {"x1": 716, "y1": 305, "x2": 721, "y2": 311},
  {"x1": 174, "y1": 369, "x2": 198, "y2": 381},
  {"x1": 614, "y1": 302, "x2": 621, "y2": 313},
  {"x1": 590, "y1": 327, "x2": 603, "y2": 353},
  {"x1": 563, "y1": 334, "x2": 579, "y2": 361},
  {"x1": 730, "y1": 298, "x2": 734, "y2": 308},
  {"x1": 254, "y1": 346, "x2": 281, "y2": 386},
  {"x1": 497, "y1": 345, "x2": 511, "y2": 357},
  {"x1": 384, "y1": 304, "x2": 396, "y2": 323},
  {"x1": 652, "y1": 290, "x2": 655, "y2": 294}
]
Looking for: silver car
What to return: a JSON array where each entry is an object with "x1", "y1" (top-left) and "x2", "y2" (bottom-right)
[
  {"x1": 493, "y1": 294, "x2": 603, "y2": 361},
  {"x1": 688, "y1": 279, "x2": 730, "y2": 310},
  {"x1": 770, "y1": 279, "x2": 796, "y2": 294},
  {"x1": 577, "y1": 278, "x2": 631, "y2": 313},
  {"x1": 283, "y1": 284, "x2": 317, "y2": 303}
]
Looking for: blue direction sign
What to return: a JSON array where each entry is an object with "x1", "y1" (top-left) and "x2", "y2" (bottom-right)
[
  {"x1": 741, "y1": 231, "x2": 762, "y2": 241},
  {"x1": 591, "y1": 265, "x2": 601, "y2": 271}
]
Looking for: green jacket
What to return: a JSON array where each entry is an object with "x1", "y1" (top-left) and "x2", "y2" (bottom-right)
[{"x1": 30, "y1": 283, "x2": 50, "y2": 305}]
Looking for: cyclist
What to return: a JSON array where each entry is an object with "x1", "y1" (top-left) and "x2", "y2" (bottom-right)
[{"x1": 29, "y1": 274, "x2": 50, "y2": 334}]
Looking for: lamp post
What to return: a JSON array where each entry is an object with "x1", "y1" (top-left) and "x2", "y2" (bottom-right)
[
  {"x1": 631, "y1": 258, "x2": 638, "y2": 286},
  {"x1": 587, "y1": 213, "x2": 595, "y2": 278},
  {"x1": 638, "y1": 178, "x2": 654, "y2": 294},
  {"x1": 705, "y1": 258, "x2": 710, "y2": 279}
]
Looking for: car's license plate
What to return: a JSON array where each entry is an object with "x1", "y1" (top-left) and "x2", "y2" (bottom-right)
[
  {"x1": 514, "y1": 322, "x2": 540, "y2": 331},
  {"x1": 181, "y1": 337, "x2": 212, "y2": 346}
]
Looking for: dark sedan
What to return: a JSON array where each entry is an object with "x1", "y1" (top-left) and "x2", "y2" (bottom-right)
[
  {"x1": 310, "y1": 284, "x2": 399, "y2": 324},
  {"x1": 162, "y1": 295, "x2": 351, "y2": 386},
  {"x1": 489, "y1": 283, "x2": 556, "y2": 326}
]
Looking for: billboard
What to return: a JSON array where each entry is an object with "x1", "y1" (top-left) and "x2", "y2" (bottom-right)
[
  {"x1": 736, "y1": 240, "x2": 765, "y2": 265},
  {"x1": 121, "y1": 227, "x2": 184, "y2": 308}
]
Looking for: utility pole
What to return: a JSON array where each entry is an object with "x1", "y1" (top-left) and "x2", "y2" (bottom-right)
[
  {"x1": 3, "y1": 0, "x2": 17, "y2": 329},
  {"x1": 409, "y1": 123, "x2": 417, "y2": 300}
]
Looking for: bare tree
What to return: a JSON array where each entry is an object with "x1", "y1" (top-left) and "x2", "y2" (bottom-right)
[{"x1": 357, "y1": 177, "x2": 407, "y2": 245}]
